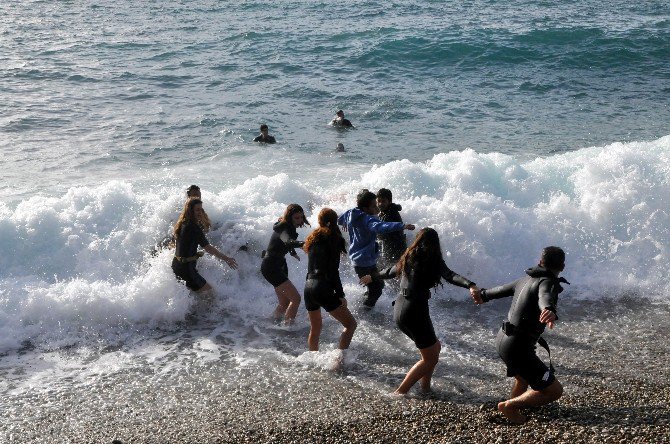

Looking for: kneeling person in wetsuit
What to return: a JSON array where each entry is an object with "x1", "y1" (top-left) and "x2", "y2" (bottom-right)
[
  {"x1": 472, "y1": 246, "x2": 569, "y2": 424},
  {"x1": 172, "y1": 198, "x2": 238, "y2": 294},
  {"x1": 303, "y1": 208, "x2": 357, "y2": 352}
]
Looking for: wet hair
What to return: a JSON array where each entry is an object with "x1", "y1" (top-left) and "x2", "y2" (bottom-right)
[
  {"x1": 260, "y1": 124, "x2": 268, "y2": 131},
  {"x1": 541, "y1": 246, "x2": 565, "y2": 270},
  {"x1": 186, "y1": 185, "x2": 200, "y2": 198},
  {"x1": 279, "y1": 203, "x2": 310, "y2": 227},
  {"x1": 303, "y1": 208, "x2": 346, "y2": 254},
  {"x1": 396, "y1": 227, "x2": 445, "y2": 289},
  {"x1": 356, "y1": 189, "x2": 377, "y2": 209},
  {"x1": 377, "y1": 188, "x2": 392, "y2": 201},
  {"x1": 174, "y1": 198, "x2": 203, "y2": 238},
  {"x1": 336, "y1": 109, "x2": 344, "y2": 116}
]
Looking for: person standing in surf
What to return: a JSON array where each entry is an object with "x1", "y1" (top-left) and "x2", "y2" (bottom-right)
[
  {"x1": 172, "y1": 198, "x2": 238, "y2": 294},
  {"x1": 471, "y1": 247, "x2": 567, "y2": 424},
  {"x1": 261, "y1": 204, "x2": 309, "y2": 325},
  {"x1": 303, "y1": 208, "x2": 357, "y2": 352},
  {"x1": 360, "y1": 228, "x2": 480, "y2": 395},
  {"x1": 338, "y1": 189, "x2": 415, "y2": 308}
]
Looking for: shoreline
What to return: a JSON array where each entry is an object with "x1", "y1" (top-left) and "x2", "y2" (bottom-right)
[{"x1": 2, "y1": 299, "x2": 669, "y2": 444}]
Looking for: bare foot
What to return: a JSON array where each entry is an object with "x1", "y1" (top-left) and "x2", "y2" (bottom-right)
[{"x1": 498, "y1": 401, "x2": 527, "y2": 424}]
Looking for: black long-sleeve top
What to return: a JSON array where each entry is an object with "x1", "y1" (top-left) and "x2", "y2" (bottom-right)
[
  {"x1": 306, "y1": 237, "x2": 346, "y2": 298},
  {"x1": 481, "y1": 266, "x2": 569, "y2": 339},
  {"x1": 377, "y1": 259, "x2": 475, "y2": 300},
  {"x1": 265, "y1": 221, "x2": 303, "y2": 258}
]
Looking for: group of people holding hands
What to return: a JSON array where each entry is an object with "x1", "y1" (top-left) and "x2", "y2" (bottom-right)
[{"x1": 171, "y1": 184, "x2": 568, "y2": 424}]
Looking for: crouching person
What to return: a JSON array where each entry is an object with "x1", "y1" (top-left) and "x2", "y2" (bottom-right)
[{"x1": 472, "y1": 246, "x2": 569, "y2": 424}]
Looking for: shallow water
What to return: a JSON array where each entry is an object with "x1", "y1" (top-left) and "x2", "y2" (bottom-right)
[{"x1": 1, "y1": 0, "x2": 669, "y2": 435}]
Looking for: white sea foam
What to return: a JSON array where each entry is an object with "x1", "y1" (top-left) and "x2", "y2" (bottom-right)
[{"x1": 1, "y1": 136, "x2": 668, "y2": 353}]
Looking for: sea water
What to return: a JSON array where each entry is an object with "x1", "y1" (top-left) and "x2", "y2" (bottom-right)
[{"x1": 1, "y1": 0, "x2": 669, "y2": 427}]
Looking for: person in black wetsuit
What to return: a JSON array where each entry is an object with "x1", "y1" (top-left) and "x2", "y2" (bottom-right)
[
  {"x1": 303, "y1": 208, "x2": 357, "y2": 353},
  {"x1": 261, "y1": 204, "x2": 309, "y2": 324},
  {"x1": 253, "y1": 124, "x2": 276, "y2": 144},
  {"x1": 330, "y1": 110, "x2": 353, "y2": 128},
  {"x1": 172, "y1": 198, "x2": 238, "y2": 293},
  {"x1": 360, "y1": 228, "x2": 480, "y2": 395},
  {"x1": 472, "y1": 246, "x2": 568, "y2": 424},
  {"x1": 376, "y1": 188, "x2": 407, "y2": 270}
]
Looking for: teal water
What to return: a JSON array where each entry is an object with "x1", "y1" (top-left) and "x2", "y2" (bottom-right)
[{"x1": 1, "y1": 0, "x2": 669, "y2": 198}]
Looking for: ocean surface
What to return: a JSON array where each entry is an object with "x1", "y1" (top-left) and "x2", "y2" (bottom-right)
[{"x1": 1, "y1": 0, "x2": 669, "y2": 431}]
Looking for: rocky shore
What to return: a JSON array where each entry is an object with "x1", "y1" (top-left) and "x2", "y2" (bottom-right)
[{"x1": 3, "y1": 299, "x2": 669, "y2": 444}]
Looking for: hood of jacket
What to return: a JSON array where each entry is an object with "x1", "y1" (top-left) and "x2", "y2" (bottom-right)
[{"x1": 526, "y1": 266, "x2": 570, "y2": 291}]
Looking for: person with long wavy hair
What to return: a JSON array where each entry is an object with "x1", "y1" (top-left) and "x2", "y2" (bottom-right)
[
  {"x1": 303, "y1": 208, "x2": 357, "y2": 353},
  {"x1": 360, "y1": 227, "x2": 480, "y2": 395},
  {"x1": 172, "y1": 198, "x2": 238, "y2": 293},
  {"x1": 260, "y1": 204, "x2": 309, "y2": 325}
]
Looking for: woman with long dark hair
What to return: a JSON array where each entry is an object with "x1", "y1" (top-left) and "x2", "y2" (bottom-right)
[
  {"x1": 172, "y1": 198, "x2": 238, "y2": 293},
  {"x1": 261, "y1": 204, "x2": 309, "y2": 325},
  {"x1": 360, "y1": 227, "x2": 480, "y2": 395},
  {"x1": 303, "y1": 208, "x2": 357, "y2": 352}
]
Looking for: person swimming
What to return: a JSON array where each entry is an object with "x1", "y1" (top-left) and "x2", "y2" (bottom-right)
[
  {"x1": 330, "y1": 110, "x2": 353, "y2": 128},
  {"x1": 172, "y1": 198, "x2": 238, "y2": 296},
  {"x1": 360, "y1": 228, "x2": 480, "y2": 395},
  {"x1": 472, "y1": 246, "x2": 568, "y2": 424},
  {"x1": 260, "y1": 204, "x2": 309, "y2": 325},
  {"x1": 303, "y1": 208, "x2": 357, "y2": 353},
  {"x1": 253, "y1": 124, "x2": 277, "y2": 144},
  {"x1": 335, "y1": 142, "x2": 345, "y2": 152}
]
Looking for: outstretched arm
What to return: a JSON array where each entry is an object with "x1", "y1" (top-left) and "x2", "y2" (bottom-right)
[
  {"x1": 478, "y1": 279, "x2": 519, "y2": 304},
  {"x1": 359, "y1": 265, "x2": 398, "y2": 285},
  {"x1": 204, "y1": 244, "x2": 238, "y2": 269}
]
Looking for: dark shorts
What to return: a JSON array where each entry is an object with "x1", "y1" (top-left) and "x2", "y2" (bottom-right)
[
  {"x1": 261, "y1": 256, "x2": 289, "y2": 288},
  {"x1": 393, "y1": 295, "x2": 438, "y2": 350},
  {"x1": 304, "y1": 278, "x2": 343, "y2": 312},
  {"x1": 172, "y1": 258, "x2": 207, "y2": 292},
  {"x1": 495, "y1": 329, "x2": 556, "y2": 391}
]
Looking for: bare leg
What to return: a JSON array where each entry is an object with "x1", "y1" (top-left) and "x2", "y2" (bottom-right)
[
  {"x1": 274, "y1": 280, "x2": 301, "y2": 324},
  {"x1": 307, "y1": 309, "x2": 323, "y2": 351},
  {"x1": 395, "y1": 341, "x2": 441, "y2": 395},
  {"x1": 328, "y1": 305, "x2": 357, "y2": 350},
  {"x1": 510, "y1": 376, "x2": 529, "y2": 398},
  {"x1": 498, "y1": 379, "x2": 563, "y2": 424},
  {"x1": 272, "y1": 286, "x2": 289, "y2": 321}
]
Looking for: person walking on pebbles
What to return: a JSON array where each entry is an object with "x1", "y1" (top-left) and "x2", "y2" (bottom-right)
[{"x1": 471, "y1": 246, "x2": 569, "y2": 424}]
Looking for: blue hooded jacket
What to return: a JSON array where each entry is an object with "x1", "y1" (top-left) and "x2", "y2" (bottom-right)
[{"x1": 337, "y1": 208, "x2": 405, "y2": 267}]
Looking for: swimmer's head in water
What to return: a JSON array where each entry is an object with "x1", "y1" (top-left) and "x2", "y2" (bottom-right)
[
  {"x1": 280, "y1": 203, "x2": 310, "y2": 228},
  {"x1": 260, "y1": 124, "x2": 268, "y2": 134},
  {"x1": 336, "y1": 143, "x2": 345, "y2": 152},
  {"x1": 356, "y1": 189, "x2": 378, "y2": 215},
  {"x1": 187, "y1": 185, "x2": 201, "y2": 198},
  {"x1": 336, "y1": 110, "x2": 344, "y2": 118}
]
